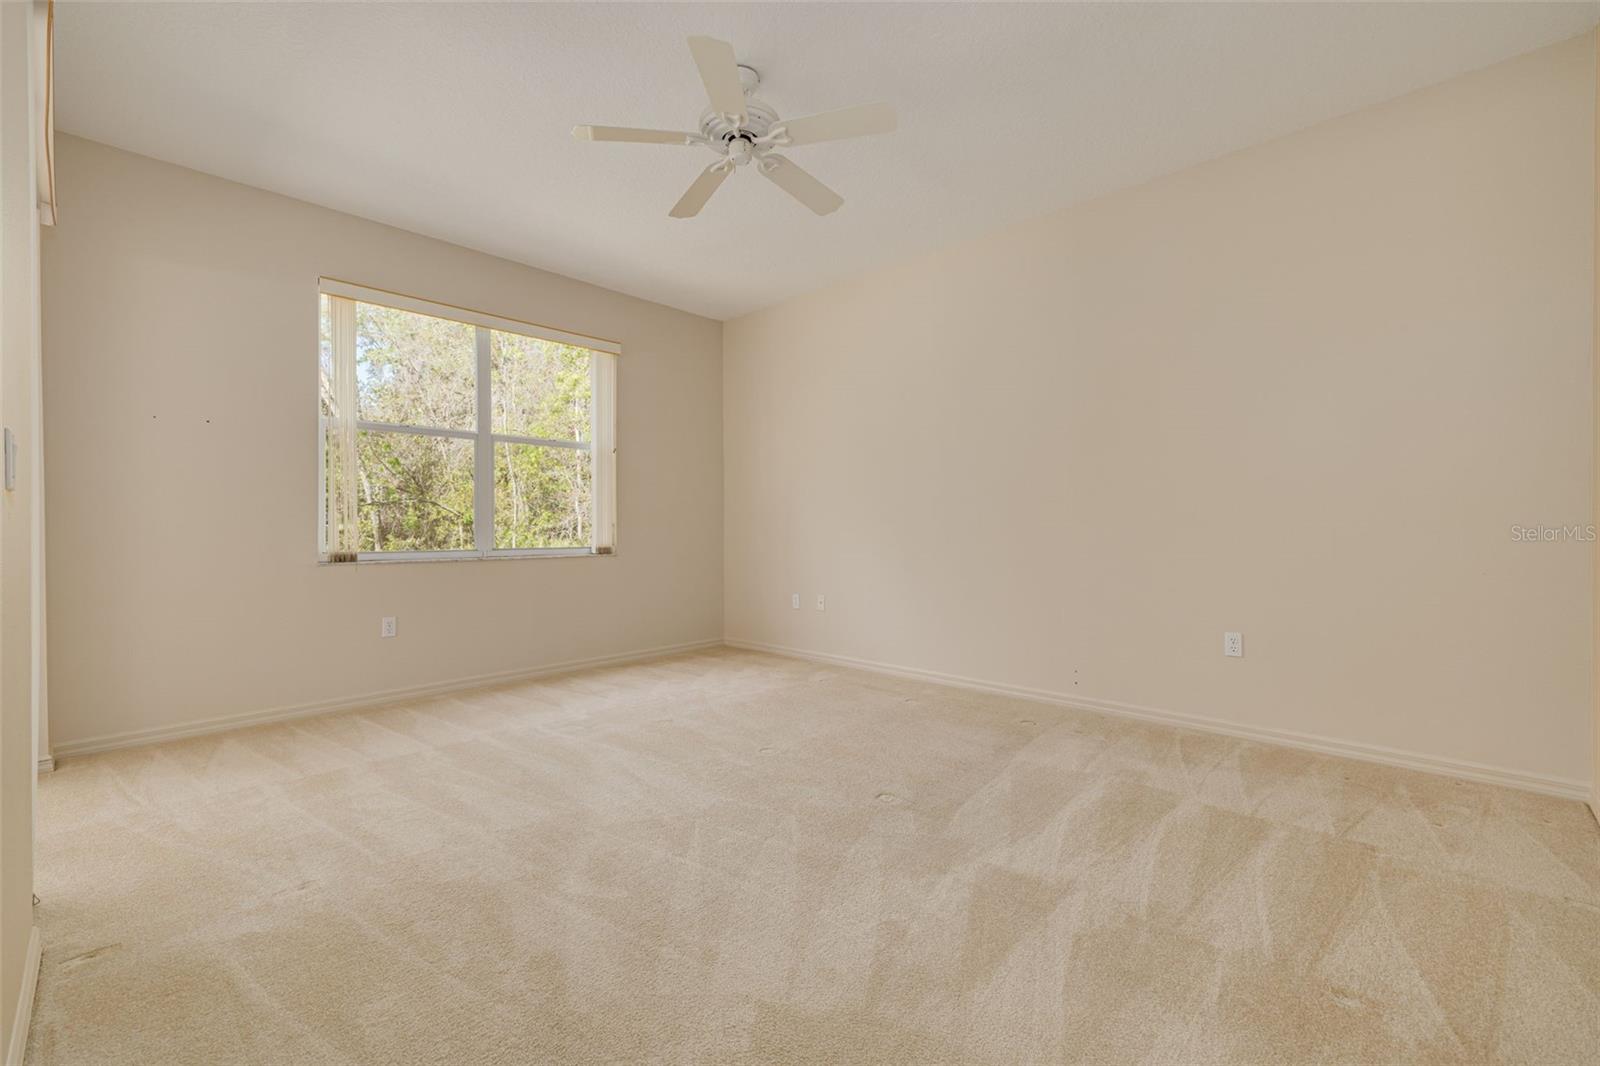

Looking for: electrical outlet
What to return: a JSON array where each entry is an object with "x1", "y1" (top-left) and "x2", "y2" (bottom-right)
[
  {"x1": 1224, "y1": 631, "x2": 1242, "y2": 657},
  {"x1": 381, "y1": 616, "x2": 397, "y2": 639},
  {"x1": 791, "y1": 593, "x2": 800, "y2": 609},
  {"x1": 816, "y1": 594, "x2": 825, "y2": 611}
]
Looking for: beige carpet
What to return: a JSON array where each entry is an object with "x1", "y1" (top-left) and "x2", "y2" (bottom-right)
[{"x1": 26, "y1": 648, "x2": 1600, "y2": 1065}]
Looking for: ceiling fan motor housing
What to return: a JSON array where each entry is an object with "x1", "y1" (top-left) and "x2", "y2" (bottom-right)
[{"x1": 700, "y1": 98, "x2": 779, "y2": 159}]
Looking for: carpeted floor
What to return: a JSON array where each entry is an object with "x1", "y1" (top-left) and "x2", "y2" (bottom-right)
[{"x1": 26, "y1": 647, "x2": 1600, "y2": 1064}]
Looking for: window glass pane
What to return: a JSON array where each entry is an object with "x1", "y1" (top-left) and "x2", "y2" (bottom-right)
[
  {"x1": 491, "y1": 332, "x2": 592, "y2": 442},
  {"x1": 494, "y1": 442, "x2": 592, "y2": 549},
  {"x1": 321, "y1": 422, "x2": 336, "y2": 549},
  {"x1": 355, "y1": 430, "x2": 475, "y2": 551},
  {"x1": 356, "y1": 302, "x2": 476, "y2": 431},
  {"x1": 318, "y1": 294, "x2": 334, "y2": 417}
]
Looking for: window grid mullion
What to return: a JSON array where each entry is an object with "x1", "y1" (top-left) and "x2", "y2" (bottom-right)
[
  {"x1": 472, "y1": 326, "x2": 494, "y2": 554},
  {"x1": 489, "y1": 433, "x2": 590, "y2": 451},
  {"x1": 355, "y1": 419, "x2": 477, "y2": 441}
]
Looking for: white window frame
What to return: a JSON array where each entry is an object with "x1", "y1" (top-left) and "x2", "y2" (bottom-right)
[{"x1": 317, "y1": 278, "x2": 619, "y2": 562}]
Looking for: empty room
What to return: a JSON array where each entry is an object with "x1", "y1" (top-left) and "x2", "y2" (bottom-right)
[{"x1": 0, "y1": 1, "x2": 1597, "y2": 1063}]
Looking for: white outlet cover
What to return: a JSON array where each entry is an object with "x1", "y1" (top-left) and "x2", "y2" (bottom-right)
[
  {"x1": 382, "y1": 616, "x2": 397, "y2": 638},
  {"x1": 791, "y1": 594, "x2": 800, "y2": 609},
  {"x1": 1224, "y1": 631, "x2": 1243, "y2": 657}
]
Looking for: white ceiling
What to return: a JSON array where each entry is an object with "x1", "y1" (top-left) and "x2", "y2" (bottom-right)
[{"x1": 54, "y1": 2, "x2": 1599, "y2": 320}]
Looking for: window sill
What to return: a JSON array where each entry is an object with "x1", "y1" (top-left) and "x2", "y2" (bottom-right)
[{"x1": 317, "y1": 548, "x2": 611, "y2": 566}]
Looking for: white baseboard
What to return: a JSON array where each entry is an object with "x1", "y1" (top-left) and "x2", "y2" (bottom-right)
[
  {"x1": 6, "y1": 926, "x2": 39, "y2": 1066},
  {"x1": 726, "y1": 638, "x2": 1591, "y2": 802},
  {"x1": 52, "y1": 637, "x2": 724, "y2": 761},
  {"x1": 35, "y1": 756, "x2": 52, "y2": 775}
]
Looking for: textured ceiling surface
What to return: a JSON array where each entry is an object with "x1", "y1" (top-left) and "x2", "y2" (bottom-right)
[{"x1": 54, "y1": 2, "x2": 1599, "y2": 319}]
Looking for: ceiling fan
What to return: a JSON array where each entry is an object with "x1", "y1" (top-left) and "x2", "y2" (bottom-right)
[{"x1": 573, "y1": 36, "x2": 896, "y2": 219}]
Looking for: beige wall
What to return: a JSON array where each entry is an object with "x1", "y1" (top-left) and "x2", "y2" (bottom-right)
[
  {"x1": 725, "y1": 35, "x2": 1596, "y2": 795},
  {"x1": 42, "y1": 135, "x2": 723, "y2": 752}
]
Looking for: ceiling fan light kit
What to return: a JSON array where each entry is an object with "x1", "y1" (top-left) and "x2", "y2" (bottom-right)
[{"x1": 572, "y1": 35, "x2": 896, "y2": 219}]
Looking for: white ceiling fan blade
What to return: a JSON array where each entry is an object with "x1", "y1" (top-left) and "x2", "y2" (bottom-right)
[
  {"x1": 669, "y1": 163, "x2": 731, "y2": 218},
  {"x1": 687, "y1": 36, "x2": 746, "y2": 124},
  {"x1": 775, "y1": 103, "x2": 897, "y2": 147},
  {"x1": 573, "y1": 125, "x2": 698, "y2": 145},
  {"x1": 760, "y1": 155, "x2": 843, "y2": 216}
]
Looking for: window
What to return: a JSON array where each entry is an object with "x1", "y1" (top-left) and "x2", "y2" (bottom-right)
[{"x1": 318, "y1": 279, "x2": 617, "y2": 560}]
